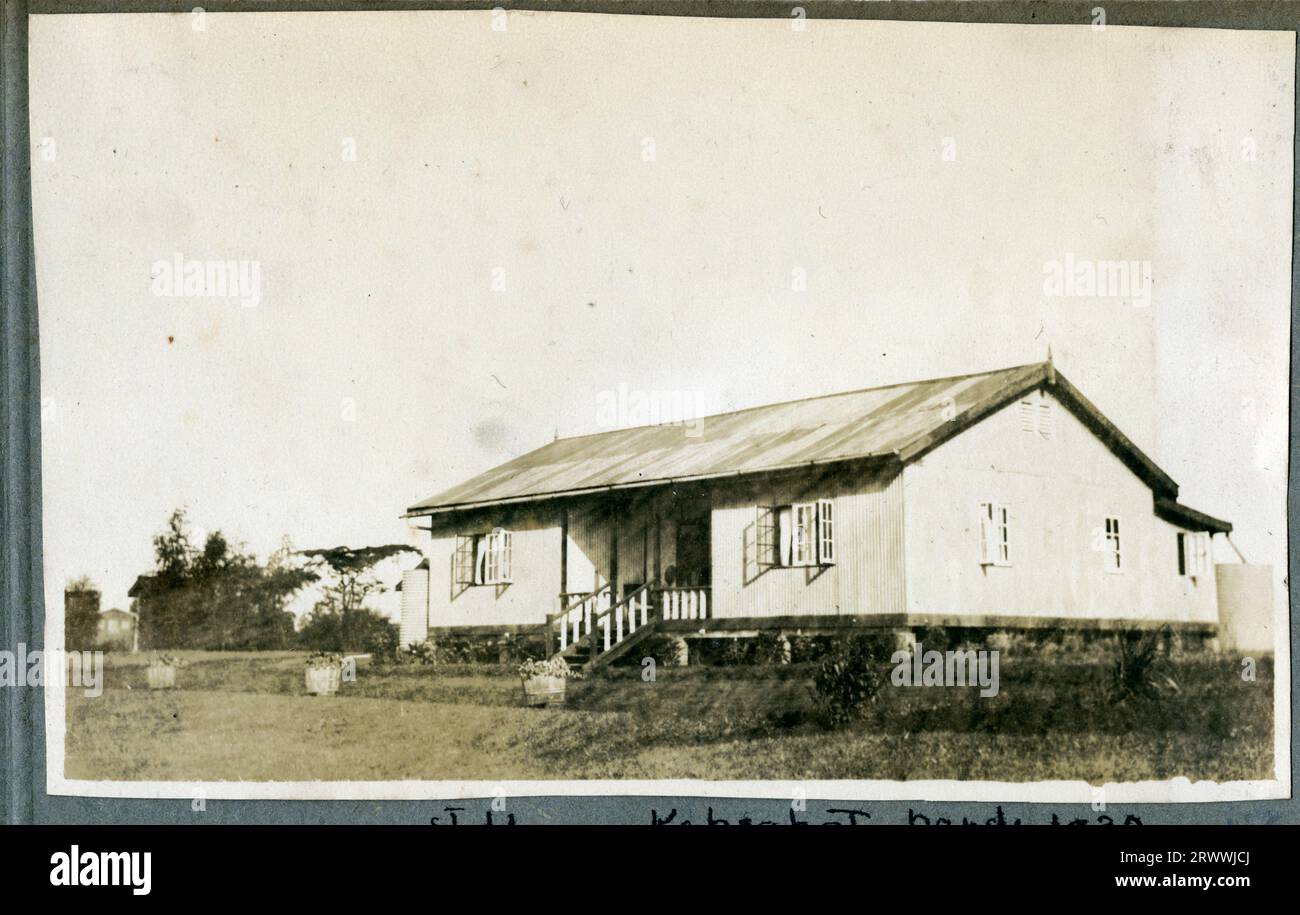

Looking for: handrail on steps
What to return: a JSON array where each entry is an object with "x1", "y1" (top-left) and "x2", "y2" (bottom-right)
[
  {"x1": 542, "y1": 583, "x2": 712, "y2": 662},
  {"x1": 588, "y1": 583, "x2": 654, "y2": 656}
]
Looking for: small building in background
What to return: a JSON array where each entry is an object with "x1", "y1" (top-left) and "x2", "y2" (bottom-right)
[{"x1": 96, "y1": 608, "x2": 139, "y2": 652}]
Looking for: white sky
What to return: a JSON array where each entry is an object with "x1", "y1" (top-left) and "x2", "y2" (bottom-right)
[{"x1": 29, "y1": 12, "x2": 1293, "y2": 617}]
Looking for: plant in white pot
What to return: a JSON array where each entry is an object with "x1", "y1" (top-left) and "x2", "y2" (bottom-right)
[
  {"x1": 146, "y1": 654, "x2": 184, "y2": 690},
  {"x1": 518, "y1": 657, "x2": 580, "y2": 707},
  {"x1": 304, "y1": 651, "x2": 344, "y2": 696}
]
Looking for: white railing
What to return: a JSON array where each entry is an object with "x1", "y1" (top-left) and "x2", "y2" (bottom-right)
[
  {"x1": 555, "y1": 586, "x2": 610, "y2": 653},
  {"x1": 600, "y1": 585, "x2": 651, "y2": 652},
  {"x1": 660, "y1": 586, "x2": 710, "y2": 621},
  {"x1": 552, "y1": 584, "x2": 706, "y2": 665}
]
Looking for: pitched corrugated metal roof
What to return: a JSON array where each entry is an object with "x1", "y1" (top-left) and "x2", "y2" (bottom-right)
[{"x1": 408, "y1": 362, "x2": 1058, "y2": 514}]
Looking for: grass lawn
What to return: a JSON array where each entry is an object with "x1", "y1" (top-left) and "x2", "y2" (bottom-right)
[{"x1": 64, "y1": 651, "x2": 1274, "y2": 782}]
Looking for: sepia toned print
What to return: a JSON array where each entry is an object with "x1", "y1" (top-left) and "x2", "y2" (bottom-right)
[{"x1": 29, "y1": 11, "x2": 1289, "y2": 801}]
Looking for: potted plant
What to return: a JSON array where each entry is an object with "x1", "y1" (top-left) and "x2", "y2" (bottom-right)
[
  {"x1": 518, "y1": 657, "x2": 580, "y2": 707},
  {"x1": 146, "y1": 654, "x2": 183, "y2": 690},
  {"x1": 304, "y1": 651, "x2": 344, "y2": 696}
]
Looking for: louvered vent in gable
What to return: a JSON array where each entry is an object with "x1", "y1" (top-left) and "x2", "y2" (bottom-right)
[
  {"x1": 1018, "y1": 399, "x2": 1036, "y2": 432},
  {"x1": 1018, "y1": 397, "x2": 1053, "y2": 439},
  {"x1": 1037, "y1": 402, "x2": 1053, "y2": 439}
]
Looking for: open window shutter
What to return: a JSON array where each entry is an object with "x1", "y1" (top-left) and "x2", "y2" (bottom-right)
[
  {"x1": 1178, "y1": 531, "x2": 1207, "y2": 577},
  {"x1": 755, "y1": 508, "x2": 776, "y2": 572},
  {"x1": 978, "y1": 503, "x2": 994, "y2": 565},
  {"x1": 777, "y1": 507, "x2": 794, "y2": 567},
  {"x1": 454, "y1": 535, "x2": 475, "y2": 585},
  {"x1": 817, "y1": 498, "x2": 835, "y2": 564},
  {"x1": 1188, "y1": 533, "x2": 1207, "y2": 577},
  {"x1": 790, "y1": 505, "x2": 803, "y2": 565},
  {"x1": 474, "y1": 535, "x2": 488, "y2": 585},
  {"x1": 499, "y1": 529, "x2": 513, "y2": 582},
  {"x1": 792, "y1": 503, "x2": 815, "y2": 566},
  {"x1": 485, "y1": 529, "x2": 500, "y2": 583},
  {"x1": 997, "y1": 504, "x2": 1011, "y2": 564}
]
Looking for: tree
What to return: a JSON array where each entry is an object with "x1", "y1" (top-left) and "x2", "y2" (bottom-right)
[
  {"x1": 64, "y1": 576, "x2": 101, "y2": 650},
  {"x1": 297, "y1": 544, "x2": 421, "y2": 613},
  {"x1": 138, "y1": 508, "x2": 195, "y2": 648},
  {"x1": 137, "y1": 509, "x2": 317, "y2": 650},
  {"x1": 153, "y1": 507, "x2": 194, "y2": 583},
  {"x1": 296, "y1": 544, "x2": 421, "y2": 659}
]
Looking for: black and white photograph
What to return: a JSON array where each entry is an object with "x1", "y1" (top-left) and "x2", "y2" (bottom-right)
[{"x1": 10, "y1": 6, "x2": 1293, "y2": 813}]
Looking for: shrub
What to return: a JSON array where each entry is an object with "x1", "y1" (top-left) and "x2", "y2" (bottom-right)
[
  {"x1": 402, "y1": 635, "x2": 520, "y2": 666},
  {"x1": 402, "y1": 640, "x2": 437, "y2": 665},
  {"x1": 433, "y1": 636, "x2": 476, "y2": 664},
  {"x1": 1058, "y1": 630, "x2": 1087, "y2": 655},
  {"x1": 788, "y1": 635, "x2": 835, "y2": 664},
  {"x1": 912, "y1": 625, "x2": 951, "y2": 651},
  {"x1": 751, "y1": 632, "x2": 790, "y2": 665},
  {"x1": 812, "y1": 633, "x2": 883, "y2": 727},
  {"x1": 686, "y1": 638, "x2": 736, "y2": 666},
  {"x1": 497, "y1": 634, "x2": 542, "y2": 663},
  {"x1": 358, "y1": 615, "x2": 399, "y2": 664},
  {"x1": 720, "y1": 639, "x2": 751, "y2": 666},
  {"x1": 632, "y1": 634, "x2": 685, "y2": 667},
  {"x1": 1110, "y1": 628, "x2": 1178, "y2": 702},
  {"x1": 298, "y1": 606, "x2": 399, "y2": 662}
]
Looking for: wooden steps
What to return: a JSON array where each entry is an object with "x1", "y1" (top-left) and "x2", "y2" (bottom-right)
[
  {"x1": 553, "y1": 616, "x2": 659, "y2": 672},
  {"x1": 540, "y1": 584, "x2": 709, "y2": 674},
  {"x1": 547, "y1": 584, "x2": 655, "y2": 672}
]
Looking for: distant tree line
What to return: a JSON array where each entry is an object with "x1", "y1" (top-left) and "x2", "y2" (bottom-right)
[
  {"x1": 133, "y1": 509, "x2": 316, "y2": 650},
  {"x1": 64, "y1": 574, "x2": 102, "y2": 650},
  {"x1": 132, "y1": 508, "x2": 417, "y2": 657}
]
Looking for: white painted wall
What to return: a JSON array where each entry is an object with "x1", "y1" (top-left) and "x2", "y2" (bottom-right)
[
  {"x1": 710, "y1": 467, "x2": 907, "y2": 619},
  {"x1": 903, "y1": 388, "x2": 1218, "y2": 624},
  {"x1": 421, "y1": 505, "x2": 563, "y2": 629}
]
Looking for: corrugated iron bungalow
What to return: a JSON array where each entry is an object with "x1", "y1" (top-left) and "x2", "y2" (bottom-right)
[{"x1": 401, "y1": 359, "x2": 1232, "y2": 669}]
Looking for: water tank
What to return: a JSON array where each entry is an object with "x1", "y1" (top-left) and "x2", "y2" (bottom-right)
[
  {"x1": 399, "y1": 566, "x2": 430, "y2": 647},
  {"x1": 1215, "y1": 564, "x2": 1275, "y2": 654}
]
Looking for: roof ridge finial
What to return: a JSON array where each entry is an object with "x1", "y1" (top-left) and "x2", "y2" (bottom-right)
[{"x1": 1046, "y1": 343, "x2": 1056, "y2": 384}]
